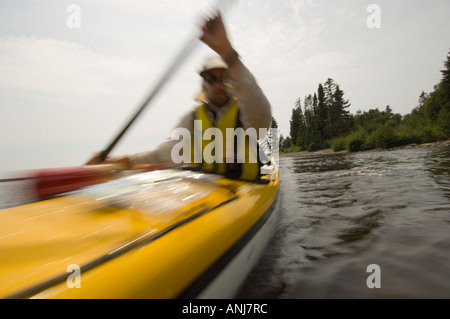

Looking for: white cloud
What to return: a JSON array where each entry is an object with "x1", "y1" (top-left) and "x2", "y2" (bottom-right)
[
  {"x1": 0, "y1": 36, "x2": 150, "y2": 98},
  {"x1": 288, "y1": 0, "x2": 316, "y2": 18}
]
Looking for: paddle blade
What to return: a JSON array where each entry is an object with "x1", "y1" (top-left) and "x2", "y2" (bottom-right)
[{"x1": 33, "y1": 165, "x2": 120, "y2": 199}]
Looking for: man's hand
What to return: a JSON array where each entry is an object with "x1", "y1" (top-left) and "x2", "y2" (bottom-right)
[
  {"x1": 86, "y1": 151, "x2": 131, "y2": 169},
  {"x1": 200, "y1": 14, "x2": 238, "y2": 66}
]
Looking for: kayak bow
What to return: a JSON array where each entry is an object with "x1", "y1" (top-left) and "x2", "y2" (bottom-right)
[{"x1": 0, "y1": 165, "x2": 279, "y2": 299}]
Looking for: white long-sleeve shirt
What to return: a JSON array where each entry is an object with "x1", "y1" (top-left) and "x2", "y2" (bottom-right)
[{"x1": 128, "y1": 59, "x2": 272, "y2": 167}]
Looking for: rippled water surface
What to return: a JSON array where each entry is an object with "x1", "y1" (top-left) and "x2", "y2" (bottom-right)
[{"x1": 237, "y1": 145, "x2": 450, "y2": 299}]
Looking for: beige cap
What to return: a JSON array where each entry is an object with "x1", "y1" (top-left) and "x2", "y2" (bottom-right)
[
  {"x1": 199, "y1": 55, "x2": 228, "y2": 76},
  {"x1": 195, "y1": 55, "x2": 229, "y2": 103}
]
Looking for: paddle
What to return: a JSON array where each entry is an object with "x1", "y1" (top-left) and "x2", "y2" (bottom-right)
[
  {"x1": 1, "y1": 2, "x2": 236, "y2": 202},
  {"x1": 0, "y1": 164, "x2": 123, "y2": 201},
  {"x1": 0, "y1": 30, "x2": 198, "y2": 201},
  {"x1": 95, "y1": 1, "x2": 236, "y2": 162},
  {"x1": 96, "y1": 37, "x2": 199, "y2": 162},
  {"x1": 0, "y1": 162, "x2": 168, "y2": 203}
]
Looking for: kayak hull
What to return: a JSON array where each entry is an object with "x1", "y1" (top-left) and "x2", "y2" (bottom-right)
[
  {"x1": 194, "y1": 190, "x2": 280, "y2": 298},
  {"x1": 0, "y1": 167, "x2": 279, "y2": 299}
]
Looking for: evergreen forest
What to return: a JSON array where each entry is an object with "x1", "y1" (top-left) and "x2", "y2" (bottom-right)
[{"x1": 279, "y1": 49, "x2": 450, "y2": 153}]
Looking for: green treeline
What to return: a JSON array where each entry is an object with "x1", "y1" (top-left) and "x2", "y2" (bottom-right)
[{"x1": 280, "y1": 49, "x2": 450, "y2": 153}]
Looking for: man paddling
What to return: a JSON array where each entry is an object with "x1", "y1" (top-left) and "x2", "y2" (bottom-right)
[{"x1": 87, "y1": 14, "x2": 272, "y2": 180}]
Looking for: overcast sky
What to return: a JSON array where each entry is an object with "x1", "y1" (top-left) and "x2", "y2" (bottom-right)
[{"x1": 1, "y1": 0, "x2": 449, "y2": 176}]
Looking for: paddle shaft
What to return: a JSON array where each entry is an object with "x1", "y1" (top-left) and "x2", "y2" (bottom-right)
[
  {"x1": 96, "y1": 0, "x2": 236, "y2": 162},
  {"x1": 98, "y1": 36, "x2": 199, "y2": 162}
]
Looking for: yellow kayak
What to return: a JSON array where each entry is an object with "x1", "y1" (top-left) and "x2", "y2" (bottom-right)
[{"x1": 0, "y1": 165, "x2": 279, "y2": 299}]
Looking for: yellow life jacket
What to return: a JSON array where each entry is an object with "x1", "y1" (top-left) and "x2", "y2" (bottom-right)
[{"x1": 190, "y1": 101, "x2": 261, "y2": 181}]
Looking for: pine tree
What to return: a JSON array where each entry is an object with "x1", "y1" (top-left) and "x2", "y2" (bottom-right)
[
  {"x1": 438, "y1": 49, "x2": 450, "y2": 135},
  {"x1": 316, "y1": 83, "x2": 327, "y2": 144},
  {"x1": 418, "y1": 91, "x2": 429, "y2": 107},
  {"x1": 440, "y1": 50, "x2": 450, "y2": 101},
  {"x1": 321, "y1": 79, "x2": 352, "y2": 138},
  {"x1": 289, "y1": 98, "x2": 304, "y2": 146},
  {"x1": 323, "y1": 78, "x2": 335, "y2": 138},
  {"x1": 301, "y1": 94, "x2": 314, "y2": 149},
  {"x1": 334, "y1": 84, "x2": 353, "y2": 135}
]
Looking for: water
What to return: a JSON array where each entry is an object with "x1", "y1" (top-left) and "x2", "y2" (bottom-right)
[
  {"x1": 1, "y1": 145, "x2": 449, "y2": 299},
  {"x1": 236, "y1": 144, "x2": 450, "y2": 299}
]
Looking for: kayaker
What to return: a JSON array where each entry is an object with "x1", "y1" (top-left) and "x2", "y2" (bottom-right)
[{"x1": 87, "y1": 14, "x2": 272, "y2": 180}]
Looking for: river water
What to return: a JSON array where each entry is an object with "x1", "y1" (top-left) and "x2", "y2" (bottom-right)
[{"x1": 237, "y1": 144, "x2": 450, "y2": 299}]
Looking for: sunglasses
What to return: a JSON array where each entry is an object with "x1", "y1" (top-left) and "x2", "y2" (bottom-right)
[{"x1": 201, "y1": 73, "x2": 227, "y2": 85}]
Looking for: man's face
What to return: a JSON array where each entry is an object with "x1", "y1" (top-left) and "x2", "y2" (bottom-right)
[{"x1": 201, "y1": 68, "x2": 230, "y2": 107}]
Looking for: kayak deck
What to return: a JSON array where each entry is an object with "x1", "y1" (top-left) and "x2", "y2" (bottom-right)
[{"x1": 0, "y1": 168, "x2": 279, "y2": 299}]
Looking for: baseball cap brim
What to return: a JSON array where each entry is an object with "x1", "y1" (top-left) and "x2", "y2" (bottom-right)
[{"x1": 199, "y1": 55, "x2": 228, "y2": 76}]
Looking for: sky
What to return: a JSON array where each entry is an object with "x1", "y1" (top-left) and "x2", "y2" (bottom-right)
[{"x1": 0, "y1": 0, "x2": 449, "y2": 176}]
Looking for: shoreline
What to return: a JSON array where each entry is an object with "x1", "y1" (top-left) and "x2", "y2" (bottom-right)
[{"x1": 280, "y1": 139, "x2": 450, "y2": 158}]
